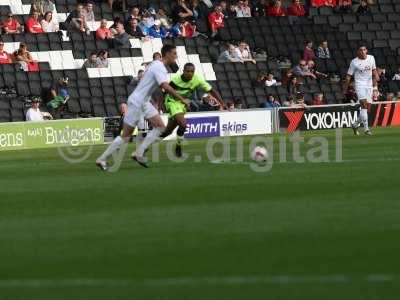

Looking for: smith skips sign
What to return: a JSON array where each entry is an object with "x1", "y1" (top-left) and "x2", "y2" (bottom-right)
[
  {"x1": 279, "y1": 102, "x2": 400, "y2": 132},
  {"x1": 0, "y1": 118, "x2": 104, "y2": 151}
]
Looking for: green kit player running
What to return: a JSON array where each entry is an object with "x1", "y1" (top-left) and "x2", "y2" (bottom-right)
[{"x1": 160, "y1": 63, "x2": 224, "y2": 157}]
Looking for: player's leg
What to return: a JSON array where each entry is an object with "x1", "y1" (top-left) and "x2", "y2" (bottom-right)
[
  {"x1": 360, "y1": 100, "x2": 371, "y2": 135},
  {"x1": 132, "y1": 103, "x2": 166, "y2": 167},
  {"x1": 96, "y1": 104, "x2": 138, "y2": 170},
  {"x1": 159, "y1": 118, "x2": 179, "y2": 139},
  {"x1": 96, "y1": 123, "x2": 134, "y2": 170},
  {"x1": 174, "y1": 113, "x2": 187, "y2": 158},
  {"x1": 352, "y1": 87, "x2": 371, "y2": 135}
]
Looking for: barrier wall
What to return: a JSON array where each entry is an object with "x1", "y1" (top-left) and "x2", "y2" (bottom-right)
[
  {"x1": 278, "y1": 101, "x2": 400, "y2": 133},
  {"x1": 0, "y1": 118, "x2": 104, "y2": 151}
]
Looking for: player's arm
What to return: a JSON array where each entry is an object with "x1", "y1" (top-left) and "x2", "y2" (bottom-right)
[
  {"x1": 160, "y1": 82, "x2": 189, "y2": 106},
  {"x1": 372, "y1": 69, "x2": 379, "y2": 88},
  {"x1": 199, "y1": 76, "x2": 225, "y2": 110}
]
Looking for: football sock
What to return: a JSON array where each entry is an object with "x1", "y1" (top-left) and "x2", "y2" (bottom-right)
[
  {"x1": 135, "y1": 127, "x2": 163, "y2": 157},
  {"x1": 98, "y1": 136, "x2": 126, "y2": 161},
  {"x1": 360, "y1": 108, "x2": 369, "y2": 131},
  {"x1": 176, "y1": 126, "x2": 185, "y2": 146}
]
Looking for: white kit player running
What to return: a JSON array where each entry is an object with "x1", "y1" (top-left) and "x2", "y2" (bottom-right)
[
  {"x1": 96, "y1": 45, "x2": 188, "y2": 170},
  {"x1": 344, "y1": 46, "x2": 379, "y2": 135}
]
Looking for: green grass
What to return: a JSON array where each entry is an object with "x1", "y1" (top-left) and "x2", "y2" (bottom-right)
[{"x1": 1, "y1": 127, "x2": 400, "y2": 299}]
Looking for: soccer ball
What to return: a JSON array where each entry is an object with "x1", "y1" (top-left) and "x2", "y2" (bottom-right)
[{"x1": 251, "y1": 146, "x2": 268, "y2": 164}]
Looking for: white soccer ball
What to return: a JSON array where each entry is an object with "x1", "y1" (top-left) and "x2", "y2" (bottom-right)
[{"x1": 251, "y1": 146, "x2": 268, "y2": 164}]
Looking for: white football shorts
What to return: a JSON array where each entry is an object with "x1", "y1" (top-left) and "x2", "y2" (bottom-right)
[
  {"x1": 356, "y1": 86, "x2": 373, "y2": 103},
  {"x1": 124, "y1": 102, "x2": 158, "y2": 127}
]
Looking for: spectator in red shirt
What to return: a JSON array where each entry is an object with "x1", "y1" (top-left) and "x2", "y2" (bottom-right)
[
  {"x1": 96, "y1": 19, "x2": 113, "y2": 40},
  {"x1": 311, "y1": 0, "x2": 337, "y2": 6},
  {"x1": 2, "y1": 13, "x2": 23, "y2": 34},
  {"x1": 303, "y1": 40, "x2": 316, "y2": 62},
  {"x1": 312, "y1": 93, "x2": 325, "y2": 106},
  {"x1": 267, "y1": 0, "x2": 286, "y2": 17},
  {"x1": 208, "y1": 6, "x2": 225, "y2": 38},
  {"x1": 0, "y1": 41, "x2": 12, "y2": 64},
  {"x1": 26, "y1": 11, "x2": 44, "y2": 33},
  {"x1": 337, "y1": 0, "x2": 352, "y2": 13},
  {"x1": 287, "y1": 0, "x2": 306, "y2": 16}
]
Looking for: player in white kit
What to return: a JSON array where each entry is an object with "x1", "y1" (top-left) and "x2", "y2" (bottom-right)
[
  {"x1": 96, "y1": 45, "x2": 188, "y2": 170},
  {"x1": 344, "y1": 46, "x2": 379, "y2": 135}
]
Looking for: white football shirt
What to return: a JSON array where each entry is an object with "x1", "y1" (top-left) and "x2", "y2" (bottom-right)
[
  {"x1": 347, "y1": 55, "x2": 376, "y2": 88},
  {"x1": 128, "y1": 60, "x2": 168, "y2": 106}
]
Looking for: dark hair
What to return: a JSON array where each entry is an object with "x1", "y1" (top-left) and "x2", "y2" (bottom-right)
[
  {"x1": 98, "y1": 50, "x2": 108, "y2": 57},
  {"x1": 184, "y1": 62, "x2": 195, "y2": 69},
  {"x1": 90, "y1": 51, "x2": 97, "y2": 57},
  {"x1": 161, "y1": 45, "x2": 176, "y2": 57},
  {"x1": 153, "y1": 52, "x2": 161, "y2": 59}
]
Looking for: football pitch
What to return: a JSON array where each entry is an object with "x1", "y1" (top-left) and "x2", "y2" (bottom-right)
[{"x1": 1, "y1": 127, "x2": 400, "y2": 299}]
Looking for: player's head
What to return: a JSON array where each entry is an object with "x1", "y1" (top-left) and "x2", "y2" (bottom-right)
[
  {"x1": 161, "y1": 45, "x2": 177, "y2": 65},
  {"x1": 357, "y1": 46, "x2": 368, "y2": 59},
  {"x1": 182, "y1": 63, "x2": 195, "y2": 82}
]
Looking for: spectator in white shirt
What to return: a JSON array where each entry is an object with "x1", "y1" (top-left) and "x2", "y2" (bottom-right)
[
  {"x1": 235, "y1": 41, "x2": 256, "y2": 64},
  {"x1": 265, "y1": 73, "x2": 280, "y2": 86},
  {"x1": 41, "y1": 11, "x2": 59, "y2": 32},
  {"x1": 83, "y1": 2, "x2": 95, "y2": 22},
  {"x1": 392, "y1": 67, "x2": 400, "y2": 81},
  {"x1": 235, "y1": 0, "x2": 252, "y2": 17},
  {"x1": 26, "y1": 97, "x2": 52, "y2": 121}
]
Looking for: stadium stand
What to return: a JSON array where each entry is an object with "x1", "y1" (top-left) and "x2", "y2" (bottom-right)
[{"x1": 1, "y1": 0, "x2": 400, "y2": 122}]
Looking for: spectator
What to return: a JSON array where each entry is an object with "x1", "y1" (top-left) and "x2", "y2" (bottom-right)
[
  {"x1": 324, "y1": 0, "x2": 337, "y2": 6},
  {"x1": 337, "y1": 0, "x2": 352, "y2": 13},
  {"x1": 126, "y1": 7, "x2": 141, "y2": 24},
  {"x1": 281, "y1": 69, "x2": 294, "y2": 86},
  {"x1": 344, "y1": 82, "x2": 357, "y2": 103},
  {"x1": 190, "y1": 0, "x2": 203, "y2": 20},
  {"x1": 226, "y1": 100, "x2": 235, "y2": 111},
  {"x1": 42, "y1": 77, "x2": 70, "y2": 111},
  {"x1": 172, "y1": 0, "x2": 194, "y2": 24},
  {"x1": 392, "y1": 67, "x2": 400, "y2": 80},
  {"x1": 96, "y1": 19, "x2": 113, "y2": 39},
  {"x1": 14, "y1": 43, "x2": 39, "y2": 71},
  {"x1": 97, "y1": 50, "x2": 109, "y2": 68},
  {"x1": 208, "y1": 5, "x2": 225, "y2": 38},
  {"x1": 317, "y1": 40, "x2": 331, "y2": 59},
  {"x1": 255, "y1": 72, "x2": 267, "y2": 86},
  {"x1": 148, "y1": 19, "x2": 168, "y2": 39},
  {"x1": 26, "y1": 97, "x2": 51, "y2": 121},
  {"x1": 253, "y1": 0, "x2": 266, "y2": 17},
  {"x1": 295, "y1": 92, "x2": 306, "y2": 107},
  {"x1": 311, "y1": 0, "x2": 337, "y2": 6},
  {"x1": 112, "y1": 23, "x2": 131, "y2": 48},
  {"x1": 235, "y1": 41, "x2": 256, "y2": 64},
  {"x1": 83, "y1": 2, "x2": 95, "y2": 22},
  {"x1": 157, "y1": 7, "x2": 172, "y2": 29},
  {"x1": 66, "y1": 4, "x2": 90, "y2": 35},
  {"x1": 2, "y1": 13, "x2": 23, "y2": 34},
  {"x1": 32, "y1": 0, "x2": 55, "y2": 16},
  {"x1": 288, "y1": 76, "x2": 301, "y2": 96},
  {"x1": 172, "y1": 18, "x2": 197, "y2": 38},
  {"x1": 108, "y1": 0, "x2": 127, "y2": 11},
  {"x1": 226, "y1": 3, "x2": 238, "y2": 18},
  {"x1": 303, "y1": 40, "x2": 316, "y2": 62},
  {"x1": 41, "y1": 11, "x2": 59, "y2": 32},
  {"x1": 308, "y1": 60, "x2": 328, "y2": 78},
  {"x1": 218, "y1": 43, "x2": 242, "y2": 63},
  {"x1": 261, "y1": 94, "x2": 281, "y2": 108},
  {"x1": 293, "y1": 60, "x2": 317, "y2": 79},
  {"x1": 386, "y1": 92, "x2": 395, "y2": 102},
  {"x1": 109, "y1": 17, "x2": 124, "y2": 34},
  {"x1": 26, "y1": 11, "x2": 44, "y2": 34},
  {"x1": 236, "y1": 0, "x2": 252, "y2": 18},
  {"x1": 83, "y1": 52, "x2": 100, "y2": 68},
  {"x1": 312, "y1": 93, "x2": 325, "y2": 105},
  {"x1": 126, "y1": 18, "x2": 145, "y2": 38},
  {"x1": 267, "y1": 0, "x2": 286, "y2": 17},
  {"x1": 265, "y1": 73, "x2": 280, "y2": 86},
  {"x1": 287, "y1": 0, "x2": 306, "y2": 16},
  {"x1": 0, "y1": 40, "x2": 12, "y2": 64},
  {"x1": 377, "y1": 68, "x2": 388, "y2": 93},
  {"x1": 356, "y1": 0, "x2": 371, "y2": 15},
  {"x1": 139, "y1": 10, "x2": 155, "y2": 35}
]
